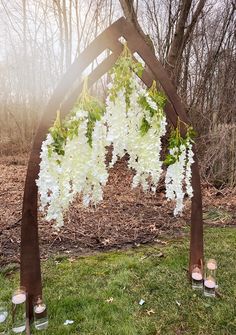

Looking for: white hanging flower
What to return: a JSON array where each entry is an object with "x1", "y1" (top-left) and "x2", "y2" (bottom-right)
[
  {"x1": 185, "y1": 141, "x2": 194, "y2": 198},
  {"x1": 105, "y1": 87, "x2": 128, "y2": 166},
  {"x1": 105, "y1": 72, "x2": 167, "y2": 192},
  {"x1": 84, "y1": 120, "x2": 109, "y2": 206},
  {"x1": 36, "y1": 133, "x2": 66, "y2": 229},
  {"x1": 37, "y1": 47, "x2": 195, "y2": 228},
  {"x1": 127, "y1": 85, "x2": 167, "y2": 192},
  {"x1": 165, "y1": 140, "x2": 194, "y2": 216}
]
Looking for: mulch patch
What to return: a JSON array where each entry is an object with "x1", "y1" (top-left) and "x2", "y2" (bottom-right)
[{"x1": 0, "y1": 154, "x2": 235, "y2": 266}]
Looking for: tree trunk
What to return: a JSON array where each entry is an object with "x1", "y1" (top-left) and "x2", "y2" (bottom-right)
[{"x1": 118, "y1": 0, "x2": 155, "y2": 53}]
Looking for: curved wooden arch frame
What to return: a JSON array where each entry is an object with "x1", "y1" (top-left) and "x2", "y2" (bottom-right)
[{"x1": 20, "y1": 17, "x2": 203, "y2": 321}]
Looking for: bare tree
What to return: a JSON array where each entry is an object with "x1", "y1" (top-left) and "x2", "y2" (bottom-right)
[{"x1": 0, "y1": 0, "x2": 235, "y2": 186}]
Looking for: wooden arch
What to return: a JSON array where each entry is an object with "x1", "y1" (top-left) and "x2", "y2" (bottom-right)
[{"x1": 20, "y1": 17, "x2": 203, "y2": 320}]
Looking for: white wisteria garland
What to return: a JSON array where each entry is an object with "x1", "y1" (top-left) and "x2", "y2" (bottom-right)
[
  {"x1": 164, "y1": 126, "x2": 195, "y2": 216},
  {"x1": 105, "y1": 71, "x2": 167, "y2": 192},
  {"x1": 37, "y1": 46, "x2": 195, "y2": 228}
]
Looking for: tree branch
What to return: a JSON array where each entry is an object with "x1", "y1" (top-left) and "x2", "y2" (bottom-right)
[
  {"x1": 166, "y1": 0, "x2": 193, "y2": 78},
  {"x1": 118, "y1": 0, "x2": 155, "y2": 53}
]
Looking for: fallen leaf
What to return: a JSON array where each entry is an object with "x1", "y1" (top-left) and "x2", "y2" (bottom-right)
[
  {"x1": 64, "y1": 320, "x2": 74, "y2": 325},
  {"x1": 106, "y1": 297, "x2": 114, "y2": 303},
  {"x1": 139, "y1": 299, "x2": 145, "y2": 305},
  {"x1": 68, "y1": 257, "x2": 76, "y2": 263},
  {"x1": 154, "y1": 239, "x2": 168, "y2": 245}
]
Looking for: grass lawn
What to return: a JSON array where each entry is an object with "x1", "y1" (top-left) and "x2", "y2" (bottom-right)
[{"x1": 0, "y1": 227, "x2": 236, "y2": 334}]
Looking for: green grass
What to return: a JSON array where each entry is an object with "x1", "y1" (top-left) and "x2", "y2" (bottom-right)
[
  {"x1": 203, "y1": 207, "x2": 233, "y2": 223},
  {"x1": 0, "y1": 227, "x2": 236, "y2": 334}
]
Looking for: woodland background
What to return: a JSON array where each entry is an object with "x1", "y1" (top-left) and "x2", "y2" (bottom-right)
[{"x1": 0, "y1": 0, "x2": 235, "y2": 187}]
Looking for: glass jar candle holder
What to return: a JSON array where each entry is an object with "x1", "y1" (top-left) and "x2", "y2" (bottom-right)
[
  {"x1": 33, "y1": 296, "x2": 48, "y2": 330},
  {"x1": 0, "y1": 302, "x2": 8, "y2": 334},
  {"x1": 12, "y1": 287, "x2": 26, "y2": 333},
  {"x1": 191, "y1": 265, "x2": 203, "y2": 290},
  {"x1": 204, "y1": 259, "x2": 217, "y2": 297}
]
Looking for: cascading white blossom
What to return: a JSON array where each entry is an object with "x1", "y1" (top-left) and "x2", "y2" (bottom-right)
[
  {"x1": 37, "y1": 48, "x2": 195, "y2": 228},
  {"x1": 105, "y1": 73, "x2": 167, "y2": 192},
  {"x1": 185, "y1": 141, "x2": 194, "y2": 198},
  {"x1": 36, "y1": 133, "x2": 66, "y2": 229},
  {"x1": 105, "y1": 87, "x2": 128, "y2": 166},
  {"x1": 165, "y1": 141, "x2": 194, "y2": 216},
  {"x1": 61, "y1": 114, "x2": 92, "y2": 206},
  {"x1": 127, "y1": 87, "x2": 167, "y2": 192},
  {"x1": 84, "y1": 120, "x2": 109, "y2": 205},
  {"x1": 37, "y1": 109, "x2": 109, "y2": 228},
  {"x1": 165, "y1": 146, "x2": 186, "y2": 216}
]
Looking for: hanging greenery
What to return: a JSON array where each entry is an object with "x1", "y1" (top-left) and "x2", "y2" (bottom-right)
[
  {"x1": 164, "y1": 119, "x2": 196, "y2": 215},
  {"x1": 37, "y1": 45, "x2": 195, "y2": 229},
  {"x1": 105, "y1": 45, "x2": 167, "y2": 192},
  {"x1": 36, "y1": 80, "x2": 108, "y2": 229}
]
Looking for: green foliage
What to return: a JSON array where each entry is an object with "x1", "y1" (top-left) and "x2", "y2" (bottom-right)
[
  {"x1": 148, "y1": 81, "x2": 167, "y2": 110},
  {"x1": 47, "y1": 82, "x2": 104, "y2": 159},
  {"x1": 48, "y1": 111, "x2": 67, "y2": 157},
  {"x1": 164, "y1": 119, "x2": 196, "y2": 166},
  {"x1": 108, "y1": 44, "x2": 144, "y2": 108},
  {"x1": 0, "y1": 228, "x2": 236, "y2": 334},
  {"x1": 86, "y1": 99, "x2": 104, "y2": 147},
  {"x1": 203, "y1": 207, "x2": 233, "y2": 223},
  {"x1": 138, "y1": 81, "x2": 167, "y2": 136},
  {"x1": 164, "y1": 153, "x2": 177, "y2": 166},
  {"x1": 47, "y1": 46, "x2": 168, "y2": 161},
  {"x1": 109, "y1": 46, "x2": 167, "y2": 139},
  {"x1": 70, "y1": 93, "x2": 105, "y2": 147},
  {"x1": 140, "y1": 117, "x2": 151, "y2": 136},
  {"x1": 65, "y1": 118, "x2": 81, "y2": 141}
]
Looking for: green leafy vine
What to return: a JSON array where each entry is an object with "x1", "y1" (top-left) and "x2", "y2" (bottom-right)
[
  {"x1": 48, "y1": 78, "x2": 104, "y2": 160},
  {"x1": 139, "y1": 81, "x2": 167, "y2": 136},
  {"x1": 164, "y1": 117, "x2": 196, "y2": 166},
  {"x1": 108, "y1": 43, "x2": 144, "y2": 109}
]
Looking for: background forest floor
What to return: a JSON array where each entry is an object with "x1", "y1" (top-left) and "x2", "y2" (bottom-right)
[
  {"x1": 0, "y1": 154, "x2": 235, "y2": 267},
  {"x1": 0, "y1": 228, "x2": 236, "y2": 335}
]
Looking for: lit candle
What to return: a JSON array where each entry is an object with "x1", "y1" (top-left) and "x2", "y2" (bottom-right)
[
  {"x1": 12, "y1": 293, "x2": 26, "y2": 304},
  {"x1": 204, "y1": 278, "x2": 216, "y2": 289},
  {"x1": 0, "y1": 312, "x2": 8, "y2": 323},
  {"x1": 192, "y1": 271, "x2": 203, "y2": 281},
  {"x1": 34, "y1": 304, "x2": 46, "y2": 314},
  {"x1": 191, "y1": 266, "x2": 203, "y2": 290},
  {"x1": 207, "y1": 259, "x2": 217, "y2": 271}
]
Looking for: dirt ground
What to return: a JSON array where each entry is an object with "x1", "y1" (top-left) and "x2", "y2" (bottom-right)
[{"x1": 0, "y1": 153, "x2": 235, "y2": 266}]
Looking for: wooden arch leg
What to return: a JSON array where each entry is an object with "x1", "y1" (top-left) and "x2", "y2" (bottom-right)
[
  {"x1": 119, "y1": 20, "x2": 204, "y2": 273},
  {"x1": 190, "y1": 154, "x2": 204, "y2": 272},
  {"x1": 19, "y1": 18, "x2": 126, "y2": 321},
  {"x1": 20, "y1": 146, "x2": 43, "y2": 321}
]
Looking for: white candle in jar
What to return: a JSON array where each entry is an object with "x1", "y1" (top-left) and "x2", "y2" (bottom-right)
[
  {"x1": 192, "y1": 272, "x2": 203, "y2": 281},
  {"x1": 204, "y1": 278, "x2": 216, "y2": 289},
  {"x1": 207, "y1": 259, "x2": 217, "y2": 270},
  {"x1": 0, "y1": 312, "x2": 8, "y2": 323},
  {"x1": 12, "y1": 293, "x2": 26, "y2": 304},
  {"x1": 34, "y1": 304, "x2": 46, "y2": 314}
]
